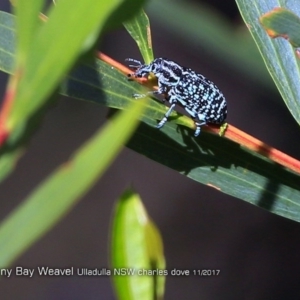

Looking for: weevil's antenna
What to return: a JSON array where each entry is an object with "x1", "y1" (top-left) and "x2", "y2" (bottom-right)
[{"x1": 125, "y1": 58, "x2": 143, "y2": 69}]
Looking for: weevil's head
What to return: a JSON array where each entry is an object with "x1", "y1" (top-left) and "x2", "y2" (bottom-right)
[
  {"x1": 125, "y1": 59, "x2": 145, "y2": 77},
  {"x1": 126, "y1": 58, "x2": 155, "y2": 78}
]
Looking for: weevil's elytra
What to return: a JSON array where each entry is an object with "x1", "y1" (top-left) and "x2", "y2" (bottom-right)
[{"x1": 126, "y1": 57, "x2": 227, "y2": 136}]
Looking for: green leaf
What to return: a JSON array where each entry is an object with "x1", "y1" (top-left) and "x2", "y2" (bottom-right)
[
  {"x1": 260, "y1": 7, "x2": 300, "y2": 48},
  {"x1": 235, "y1": 0, "x2": 300, "y2": 126},
  {"x1": 0, "y1": 11, "x2": 300, "y2": 224},
  {"x1": 104, "y1": 0, "x2": 148, "y2": 32},
  {"x1": 0, "y1": 0, "x2": 144, "y2": 181},
  {"x1": 144, "y1": 215, "x2": 165, "y2": 298},
  {"x1": 9, "y1": 0, "x2": 125, "y2": 131},
  {"x1": 146, "y1": 0, "x2": 272, "y2": 89},
  {"x1": 123, "y1": 9, "x2": 154, "y2": 64},
  {"x1": 110, "y1": 190, "x2": 165, "y2": 300},
  {"x1": 0, "y1": 98, "x2": 146, "y2": 268},
  {"x1": 0, "y1": 11, "x2": 16, "y2": 75},
  {"x1": 127, "y1": 125, "x2": 300, "y2": 221},
  {"x1": 12, "y1": 0, "x2": 44, "y2": 66}
]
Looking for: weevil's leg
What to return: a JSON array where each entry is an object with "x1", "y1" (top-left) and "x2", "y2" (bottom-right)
[
  {"x1": 149, "y1": 88, "x2": 167, "y2": 97},
  {"x1": 131, "y1": 71, "x2": 169, "y2": 98},
  {"x1": 194, "y1": 120, "x2": 206, "y2": 137},
  {"x1": 151, "y1": 90, "x2": 163, "y2": 96},
  {"x1": 161, "y1": 94, "x2": 170, "y2": 103},
  {"x1": 151, "y1": 81, "x2": 169, "y2": 96},
  {"x1": 184, "y1": 107, "x2": 207, "y2": 137},
  {"x1": 156, "y1": 103, "x2": 176, "y2": 129},
  {"x1": 133, "y1": 93, "x2": 147, "y2": 99},
  {"x1": 133, "y1": 89, "x2": 165, "y2": 99},
  {"x1": 134, "y1": 84, "x2": 169, "y2": 100},
  {"x1": 125, "y1": 58, "x2": 142, "y2": 69},
  {"x1": 194, "y1": 122, "x2": 202, "y2": 137},
  {"x1": 149, "y1": 83, "x2": 169, "y2": 104}
]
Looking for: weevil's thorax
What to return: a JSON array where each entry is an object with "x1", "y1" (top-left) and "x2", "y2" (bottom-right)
[
  {"x1": 134, "y1": 58, "x2": 183, "y2": 87},
  {"x1": 151, "y1": 58, "x2": 183, "y2": 87}
]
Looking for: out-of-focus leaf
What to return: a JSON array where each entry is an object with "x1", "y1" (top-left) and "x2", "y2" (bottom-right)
[
  {"x1": 0, "y1": 0, "x2": 144, "y2": 181},
  {"x1": 8, "y1": 0, "x2": 124, "y2": 131},
  {"x1": 104, "y1": 0, "x2": 147, "y2": 32},
  {"x1": 110, "y1": 190, "x2": 165, "y2": 300},
  {"x1": 146, "y1": 0, "x2": 272, "y2": 89},
  {"x1": 123, "y1": 9, "x2": 154, "y2": 64},
  {"x1": 235, "y1": 0, "x2": 300, "y2": 126},
  {"x1": 144, "y1": 215, "x2": 165, "y2": 298},
  {"x1": 12, "y1": 0, "x2": 44, "y2": 66},
  {"x1": 0, "y1": 98, "x2": 146, "y2": 268}
]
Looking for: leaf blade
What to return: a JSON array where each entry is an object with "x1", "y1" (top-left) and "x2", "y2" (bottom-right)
[
  {"x1": 12, "y1": 0, "x2": 44, "y2": 65},
  {"x1": 0, "y1": 98, "x2": 146, "y2": 267},
  {"x1": 8, "y1": 0, "x2": 123, "y2": 130},
  {"x1": 110, "y1": 190, "x2": 165, "y2": 300},
  {"x1": 123, "y1": 9, "x2": 154, "y2": 64},
  {"x1": 235, "y1": 0, "x2": 300, "y2": 126}
]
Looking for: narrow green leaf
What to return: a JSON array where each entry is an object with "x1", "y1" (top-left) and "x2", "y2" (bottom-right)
[
  {"x1": 9, "y1": 0, "x2": 124, "y2": 130},
  {"x1": 0, "y1": 98, "x2": 146, "y2": 267},
  {"x1": 127, "y1": 124, "x2": 300, "y2": 222},
  {"x1": 111, "y1": 190, "x2": 165, "y2": 300},
  {"x1": 144, "y1": 217, "x2": 166, "y2": 298},
  {"x1": 13, "y1": 0, "x2": 44, "y2": 65},
  {"x1": 0, "y1": 3, "x2": 144, "y2": 181},
  {"x1": 123, "y1": 9, "x2": 154, "y2": 64},
  {"x1": 0, "y1": 11, "x2": 17, "y2": 75},
  {"x1": 104, "y1": 0, "x2": 148, "y2": 32},
  {"x1": 146, "y1": 0, "x2": 272, "y2": 88},
  {"x1": 260, "y1": 7, "x2": 300, "y2": 47},
  {"x1": 235, "y1": 0, "x2": 300, "y2": 126}
]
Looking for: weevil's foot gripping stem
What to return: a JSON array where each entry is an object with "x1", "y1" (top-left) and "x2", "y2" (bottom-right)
[
  {"x1": 193, "y1": 121, "x2": 207, "y2": 137},
  {"x1": 194, "y1": 124, "x2": 201, "y2": 137},
  {"x1": 156, "y1": 104, "x2": 176, "y2": 130}
]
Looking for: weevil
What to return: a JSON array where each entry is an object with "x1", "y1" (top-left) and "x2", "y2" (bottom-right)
[{"x1": 126, "y1": 57, "x2": 227, "y2": 136}]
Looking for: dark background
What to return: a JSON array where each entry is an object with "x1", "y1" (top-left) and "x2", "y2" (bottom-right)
[{"x1": 0, "y1": 0, "x2": 300, "y2": 299}]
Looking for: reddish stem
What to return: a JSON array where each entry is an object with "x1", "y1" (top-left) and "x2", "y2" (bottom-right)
[
  {"x1": 0, "y1": 73, "x2": 19, "y2": 146},
  {"x1": 206, "y1": 124, "x2": 300, "y2": 174}
]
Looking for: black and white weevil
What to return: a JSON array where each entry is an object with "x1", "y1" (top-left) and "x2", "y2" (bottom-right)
[{"x1": 126, "y1": 57, "x2": 227, "y2": 137}]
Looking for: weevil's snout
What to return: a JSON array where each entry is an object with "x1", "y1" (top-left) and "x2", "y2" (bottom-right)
[
  {"x1": 126, "y1": 58, "x2": 143, "y2": 78},
  {"x1": 128, "y1": 69, "x2": 150, "y2": 79},
  {"x1": 127, "y1": 72, "x2": 144, "y2": 79}
]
